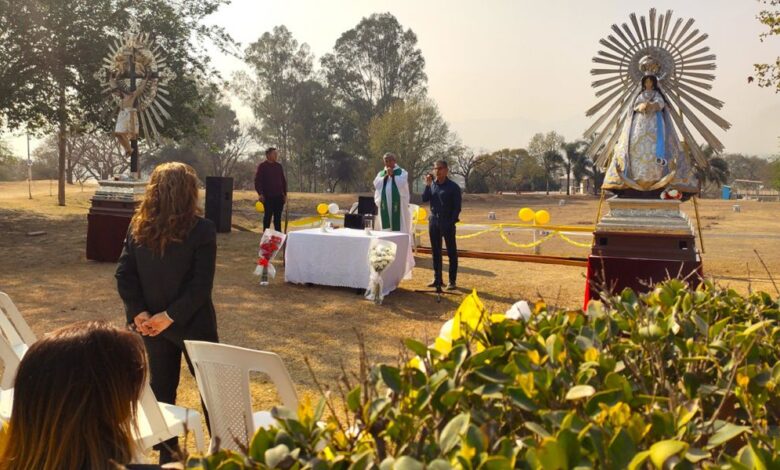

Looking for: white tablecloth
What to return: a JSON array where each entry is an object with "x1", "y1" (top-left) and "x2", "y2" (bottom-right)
[{"x1": 285, "y1": 228, "x2": 413, "y2": 295}]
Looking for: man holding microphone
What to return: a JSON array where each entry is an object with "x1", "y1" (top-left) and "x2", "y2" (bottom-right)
[{"x1": 422, "y1": 160, "x2": 462, "y2": 290}]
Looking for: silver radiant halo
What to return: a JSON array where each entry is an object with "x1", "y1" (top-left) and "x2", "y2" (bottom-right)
[
  {"x1": 96, "y1": 24, "x2": 176, "y2": 143},
  {"x1": 584, "y1": 8, "x2": 730, "y2": 169}
]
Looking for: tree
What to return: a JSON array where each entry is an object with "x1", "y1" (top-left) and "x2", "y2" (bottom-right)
[
  {"x1": 0, "y1": 0, "x2": 235, "y2": 205},
  {"x1": 512, "y1": 151, "x2": 546, "y2": 191},
  {"x1": 749, "y1": 0, "x2": 780, "y2": 92},
  {"x1": 289, "y1": 80, "x2": 346, "y2": 192},
  {"x1": 368, "y1": 98, "x2": 451, "y2": 192},
  {"x1": 234, "y1": 26, "x2": 316, "y2": 190},
  {"x1": 197, "y1": 104, "x2": 252, "y2": 178},
  {"x1": 143, "y1": 140, "x2": 210, "y2": 180},
  {"x1": 34, "y1": 132, "x2": 128, "y2": 182},
  {"x1": 721, "y1": 153, "x2": 770, "y2": 183},
  {"x1": 528, "y1": 131, "x2": 565, "y2": 194},
  {"x1": 451, "y1": 146, "x2": 481, "y2": 193},
  {"x1": 31, "y1": 136, "x2": 61, "y2": 180},
  {"x1": 0, "y1": 140, "x2": 24, "y2": 181},
  {"x1": 324, "y1": 150, "x2": 360, "y2": 193},
  {"x1": 562, "y1": 140, "x2": 589, "y2": 195},
  {"x1": 695, "y1": 145, "x2": 730, "y2": 195},
  {"x1": 465, "y1": 149, "x2": 542, "y2": 193},
  {"x1": 321, "y1": 12, "x2": 427, "y2": 156},
  {"x1": 236, "y1": 26, "x2": 352, "y2": 192},
  {"x1": 770, "y1": 158, "x2": 780, "y2": 190}
]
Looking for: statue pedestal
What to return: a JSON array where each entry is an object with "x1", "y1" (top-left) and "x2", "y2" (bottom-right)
[
  {"x1": 86, "y1": 180, "x2": 146, "y2": 262},
  {"x1": 584, "y1": 197, "x2": 702, "y2": 306}
]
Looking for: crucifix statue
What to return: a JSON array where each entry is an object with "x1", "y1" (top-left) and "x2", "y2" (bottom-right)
[
  {"x1": 111, "y1": 65, "x2": 155, "y2": 176},
  {"x1": 98, "y1": 26, "x2": 173, "y2": 180}
]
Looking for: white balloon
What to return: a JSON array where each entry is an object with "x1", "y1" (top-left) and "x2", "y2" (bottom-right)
[{"x1": 328, "y1": 203, "x2": 339, "y2": 215}]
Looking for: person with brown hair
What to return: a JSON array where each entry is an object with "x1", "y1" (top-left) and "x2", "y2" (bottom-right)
[
  {"x1": 115, "y1": 161, "x2": 218, "y2": 463},
  {"x1": 0, "y1": 321, "x2": 150, "y2": 469}
]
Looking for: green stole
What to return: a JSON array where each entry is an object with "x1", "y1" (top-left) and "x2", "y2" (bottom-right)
[{"x1": 380, "y1": 168, "x2": 402, "y2": 231}]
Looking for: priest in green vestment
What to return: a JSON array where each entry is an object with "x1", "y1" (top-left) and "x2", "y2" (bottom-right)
[
  {"x1": 373, "y1": 152, "x2": 411, "y2": 234},
  {"x1": 373, "y1": 152, "x2": 414, "y2": 278}
]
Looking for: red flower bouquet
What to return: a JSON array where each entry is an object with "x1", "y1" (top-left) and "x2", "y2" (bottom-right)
[{"x1": 254, "y1": 229, "x2": 287, "y2": 285}]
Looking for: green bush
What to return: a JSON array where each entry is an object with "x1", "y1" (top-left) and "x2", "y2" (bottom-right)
[{"x1": 185, "y1": 280, "x2": 780, "y2": 469}]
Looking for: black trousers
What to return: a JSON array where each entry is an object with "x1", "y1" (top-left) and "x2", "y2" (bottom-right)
[
  {"x1": 263, "y1": 195, "x2": 284, "y2": 232},
  {"x1": 429, "y1": 221, "x2": 458, "y2": 285},
  {"x1": 144, "y1": 336, "x2": 210, "y2": 464}
]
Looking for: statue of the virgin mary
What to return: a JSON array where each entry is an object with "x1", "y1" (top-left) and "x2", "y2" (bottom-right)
[
  {"x1": 602, "y1": 57, "x2": 699, "y2": 198},
  {"x1": 583, "y1": 9, "x2": 730, "y2": 200}
]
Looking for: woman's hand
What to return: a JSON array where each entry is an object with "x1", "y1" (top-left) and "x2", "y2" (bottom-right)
[
  {"x1": 142, "y1": 312, "x2": 174, "y2": 336},
  {"x1": 133, "y1": 311, "x2": 152, "y2": 335}
]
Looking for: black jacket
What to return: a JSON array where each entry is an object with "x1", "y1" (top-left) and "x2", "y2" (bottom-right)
[
  {"x1": 115, "y1": 217, "x2": 218, "y2": 345},
  {"x1": 422, "y1": 178, "x2": 462, "y2": 228}
]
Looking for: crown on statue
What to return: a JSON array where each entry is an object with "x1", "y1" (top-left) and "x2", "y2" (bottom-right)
[{"x1": 638, "y1": 55, "x2": 662, "y2": 77}]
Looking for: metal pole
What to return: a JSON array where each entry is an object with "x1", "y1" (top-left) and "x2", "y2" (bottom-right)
[
  {"x1": 533, "y1": 220, "x2": 540, "y2": 255},
  {"x1": 129, "y1": 49, "x2": 139, "y2": 179},
  {"x1": 692, "y1": 195, "x2": 705, "y2": 254},
  {"x1": 26, "y1": 132, "x2": 32, "y2": 199}
]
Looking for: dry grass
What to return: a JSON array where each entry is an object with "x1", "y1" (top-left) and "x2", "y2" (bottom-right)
[{"x1": 1, "y1": 180, "x2": 779, "y2": 456}]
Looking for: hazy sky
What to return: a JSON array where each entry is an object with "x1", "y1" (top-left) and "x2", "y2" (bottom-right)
[{"x1": 6, "y1": 0, "x2": 779, "y2": 158}]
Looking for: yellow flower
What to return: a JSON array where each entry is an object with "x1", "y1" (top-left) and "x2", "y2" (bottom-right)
[
  {"x1": 608, "y1": 402, "x2": 632, "y2": 428},
  {"x1": 557, "y1": 349, "x2": 567, "y2": 363},
  {"x1": 527, "y1": 350, "x2": 541, "y2": 365},
  {"x1": 459, "y1": 442, "x2": 477, "y2": 460},
  {"x1": 584, "y1": 347, "x2": 599, "y2": 362},
  {"x1": 323, "y1": 447, "x2": 335, "y2": 460},
  {"x1": 297, "y1": 396, "x2": 314, "y2": 424},
  {"x1": 737, "y1": 373, "x2": 749, "y2": 389},
  {"x1": 595, "y1": 403, "x2": 609, "y2": 425},
  {"x1": 517, "y1": 372, "x2": 536, "y2": 397},
  {"x1": 534, "y1": 301, "x2": 546, "y2": 315}
]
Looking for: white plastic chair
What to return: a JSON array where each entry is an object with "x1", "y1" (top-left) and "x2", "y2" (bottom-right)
[
  {"x1": 184, "y1": 340, "x2": 299, "y2": 452},
  {"x1": 408, "y1": 203, "x2": 420, "y2": 250},
  {"x1": 0, "y1": 292, "x2": 37, "y2": 360},
  {"x1": 0, "y1": 338, "x2": 20, "y2": 391},
  {"x1": 135, "y1": 380, "x2": 206, "y2": 454}
]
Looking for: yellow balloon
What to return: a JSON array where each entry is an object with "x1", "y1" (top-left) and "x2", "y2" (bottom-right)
[
  {"x1": 255, "y1": 201, "x2": 265, "y2": 213},
  {"x1": 316, "y1": 203, "x2": 329, "y2": 215},
  {"x1": 416, "y1": 207, "x2": 428, "y2": 222},
  {"x1": 518, "y1": 207, "x2": 534, "y2": 222},
  {"x1": 535, "y1": 210, "x2": 551, "y2": 225}
]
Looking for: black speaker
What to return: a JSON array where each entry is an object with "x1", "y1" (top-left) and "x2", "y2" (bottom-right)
[
  {"x1": 358, "y1": 196, "x2": 377, "y2": 215},
  {"x1": 344, "y1": 213, "x2": 364, "y2": 229},
  {"x1": 205, "y1": 176, "x2": 233, "y2": 233}
]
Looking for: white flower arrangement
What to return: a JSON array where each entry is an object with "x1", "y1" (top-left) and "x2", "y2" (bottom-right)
[
  {"x1": 368, "y1": 245, "x2": 395, "y2": 272},
  {"x1": 365, "y1": 240, "x2": 397, "y2": 305}
]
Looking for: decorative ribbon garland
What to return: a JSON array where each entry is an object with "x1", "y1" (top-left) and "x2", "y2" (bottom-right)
[
  {"x1": 498, "y1": 226, "x2": 556, "y2": 248},
  {"x1": 277, "y1": 213, "x2": 594, "y2": 248}
]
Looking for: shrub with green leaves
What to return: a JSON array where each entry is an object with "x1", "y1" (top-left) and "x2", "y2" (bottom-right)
[{"x1": 184, "y1": 280, "x2": 780, "y2": 469}]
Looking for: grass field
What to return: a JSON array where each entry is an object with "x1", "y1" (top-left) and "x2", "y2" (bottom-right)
[{"x1": 1, "y1": 179, "x2": 779, "y2": 456}]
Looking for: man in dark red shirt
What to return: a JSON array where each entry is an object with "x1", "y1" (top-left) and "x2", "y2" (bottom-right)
[{"x1": 254, "y1": 147, "x2": 287, "y2": 231}]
